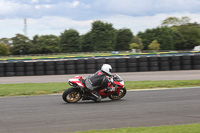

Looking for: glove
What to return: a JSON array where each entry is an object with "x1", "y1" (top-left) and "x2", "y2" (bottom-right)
[
  {"x1": 105, "y1": 87, "x2": 111, "y2": 92},
  {"x1": 105, "y1": 86, "x2": 115, "y2": 92}
]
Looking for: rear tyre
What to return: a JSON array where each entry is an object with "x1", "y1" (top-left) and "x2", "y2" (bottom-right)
[
  {"x1": 62, "y1": 87, "x2": 82, "y2": 103},
  {"x1": 109, "y1": 87, "x2": 127, "y2": 100}
]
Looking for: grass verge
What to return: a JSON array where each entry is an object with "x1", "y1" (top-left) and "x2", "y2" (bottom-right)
[
  {"x1": 71, "y1": 123, "x2": 200, "y2": 133},
  {"x1": 0, "y1": 83, "x2": 69, "y2": 97},
  {"x1": 0, "y1": 80, "x2": 200, "y2": 97},
  {"x1": 0, "y1": 52, "x2": 124, "y2": 60},
  {"x1": 125, "y1": 80, "x2": 200, "y2": 90}
]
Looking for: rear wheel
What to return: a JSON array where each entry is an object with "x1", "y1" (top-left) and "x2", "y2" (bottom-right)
[
  {"x1": 109, "y1": 87, "x2": 127, "y2": 100},
  {"x1": 62, "y1": 87, "x2": 82, "y2": 103}
]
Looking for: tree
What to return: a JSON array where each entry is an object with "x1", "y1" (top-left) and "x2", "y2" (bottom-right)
[
  {"x1": 28, "y1": 35, "x2": 40, "y2": 54},
  {"x1": 148, "y1": 40, "x2": 160, "y2": 51},
  {"x1": 91, "y1": 20, "x2": 116, "y2": 51},
  {"x1": 32, "y1": 35, "x2": 39, "y2": 45},
  {"x1": 79, "y1": 32, "x2": 93, "y2": 52},
  {"x1": 132, "y1": 36, "x2": 144, "y2": 50},
  {"x1": 173, "y1": 23, "x2": 200, "y2": 50},
  {"x1": 60, "y1": 29, "x2": 80, "y2": 52},
  {"x1": 0, "y1": 43, "x2": 10, "y2": 56},
  {"x1": 157, "y1": 27, "x2": 175, "y2": 50},
  {"x1": 161, "y1": 17, "x2": 200, "y2": 50},
  {"x1": 0, "y1": 38, "x2": 11, "y2": 46},
  {"x1": 129, "y1": 43, "x2": 140, "y2": 50},
  {"x1": 116, "y1": 29, "x2": 133, "y2": 50},
  {"x1": 137, "y1": 27, "x2": 174, "y2": 50},
  {"x1": 137, "y1": 29, "x2": 156, "y2": 50},
  {"x1": 36, "y1": 35, "x2": 60, "y2": 54},
  {"x1": 10, "y1": 34, "x2": 30, "y2": 55},
  {"x1": 161, "y1": 16, "x2": 191, "y2": 27}
]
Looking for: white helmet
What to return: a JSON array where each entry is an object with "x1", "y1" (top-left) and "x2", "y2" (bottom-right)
[{"x1": 101, "y1": 64, "x2": 112, "y2": 76}]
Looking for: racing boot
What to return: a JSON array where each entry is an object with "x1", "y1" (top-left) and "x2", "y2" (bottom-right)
[
  {"x1": 82, "y1": 95, "x2": 91, "y2": 100},
  {"x1": 82, "y1": 94, "x2": 98, "y2": 101},
  {"x1": 91, "y1": 91, "x2": 101, "y2": 102}
]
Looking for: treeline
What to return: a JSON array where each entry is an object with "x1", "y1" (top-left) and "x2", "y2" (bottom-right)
[{"x1": 0, "y1": 17, "x2": 200, "y2": 56}]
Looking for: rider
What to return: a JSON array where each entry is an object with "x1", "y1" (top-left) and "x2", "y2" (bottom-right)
[{"x1": 84, "y1": 64, "x2": 113, "y2": 102}]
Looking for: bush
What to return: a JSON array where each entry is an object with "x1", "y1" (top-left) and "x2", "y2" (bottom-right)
[{"x1": 148, "y1": 40, "x2": 160, "y2": 51}]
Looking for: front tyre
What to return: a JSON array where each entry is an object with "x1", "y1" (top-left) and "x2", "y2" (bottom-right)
[
  {"x1": 62, "y1": 87, "x2": 82, "y2": 103},
  {"x1": 109, "y1": 87, "x2": 127, "y2": 100}
]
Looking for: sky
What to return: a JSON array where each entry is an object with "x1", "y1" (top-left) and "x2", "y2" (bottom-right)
[{"x1": 0, "y1": 0, "x2": 200, "y2": 39}]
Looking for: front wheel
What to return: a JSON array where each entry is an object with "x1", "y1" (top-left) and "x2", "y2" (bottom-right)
[
  {"x1": 62, "y1": 87, "x2": 82, "y2": 103},
  {"x1": 109, "y1": 87, "x2": 127, "y2": 100}
]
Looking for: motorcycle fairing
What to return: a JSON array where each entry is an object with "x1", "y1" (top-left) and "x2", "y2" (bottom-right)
[{"x1": 68, "y1": 76, "x2": 85, "y2": 88}]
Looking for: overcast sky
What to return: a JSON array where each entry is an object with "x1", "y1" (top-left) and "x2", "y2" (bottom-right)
[{"x1": 0, "y1": 0, "x2": 200, "y2": 39}]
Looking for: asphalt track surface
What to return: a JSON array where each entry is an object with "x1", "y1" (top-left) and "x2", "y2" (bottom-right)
[
  {"x1": 0, "y1": 70, "x2": 200, "y2": 84},
  {"x1": 0, "y1": 70, "x2": 200, "y2": 133},
  {"x1": 0, "y1": 88, "x2": 200, "y2": 133}
]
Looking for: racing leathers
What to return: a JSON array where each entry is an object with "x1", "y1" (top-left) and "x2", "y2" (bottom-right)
[{"x1": 85, "y1": 70, "x2": 112, "y2": 102}]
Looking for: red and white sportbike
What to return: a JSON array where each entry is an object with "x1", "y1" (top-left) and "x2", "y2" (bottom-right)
[{"x1": 62, "y1": 74, "x2": 127, "y2": 103}]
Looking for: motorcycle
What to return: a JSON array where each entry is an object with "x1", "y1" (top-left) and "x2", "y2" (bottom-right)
[{"x1": 62, "y1": 74, "x2": 127, "y2": 103}]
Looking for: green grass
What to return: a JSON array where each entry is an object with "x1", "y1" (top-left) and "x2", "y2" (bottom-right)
[
  {"x1": 0, "y1": 80, "x2": 200, "y2": 97},
  {"x1": 125, "y1": 80, "x2": 200, "y2": 90},
  {"x1": 0, "y1": 52, "x2": 124, "y2": 60},
  {"x1": 0, "y1": 51, "x2": 165, "y2": 60},
  {"x1": 71, "y1": 123, "x2": 200, "y2": 133},
  {"x1": 0, "y1": 83, "x2": 70, "y2": 97}
]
